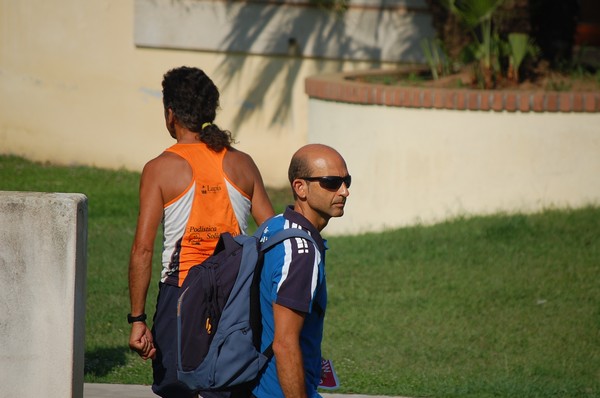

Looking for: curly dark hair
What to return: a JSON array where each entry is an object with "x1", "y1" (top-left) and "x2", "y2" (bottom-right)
[{"x1": 162, "y1": 66, "x2": 233, "y2": 152}]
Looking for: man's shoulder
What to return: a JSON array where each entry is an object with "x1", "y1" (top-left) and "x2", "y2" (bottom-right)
[
  {"x1": 261, "y1": 210, "x2": 318, "y2": 238},
  {"x1": 142, "y1": 151, "x2": 186, "y2": 172},
  {"x1": 260, "y1": 214, "x2": 286, "y2": 237},
  {"x1": 224, "y1": 147, "x2": 255, "y2": 167},
  {"x1": 261, "y1": 216, "x2": 320, "y2": 261}
]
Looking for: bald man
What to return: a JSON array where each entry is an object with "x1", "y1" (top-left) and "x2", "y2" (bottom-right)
[{"x1": 252, "y1": 144, "x2": 351, "y2": 398}]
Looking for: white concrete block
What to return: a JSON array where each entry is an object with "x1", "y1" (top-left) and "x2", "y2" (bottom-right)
[{"x1": 0, "y1": 192, "x2": 88, "y2": 398}]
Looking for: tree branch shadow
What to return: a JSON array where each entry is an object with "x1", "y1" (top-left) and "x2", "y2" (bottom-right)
[{"x1": 214, "y1": 1, "x2": 396, "y2": 131}]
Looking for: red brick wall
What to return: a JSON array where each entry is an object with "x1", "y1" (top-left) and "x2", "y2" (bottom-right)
[{"x1": 306, "y1": 71, "x2": 600, "y2": 113}]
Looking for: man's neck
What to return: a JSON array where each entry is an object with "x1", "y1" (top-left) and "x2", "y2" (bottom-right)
[
  {"x1": 175, "y1": 127, "x2": 201, "y2": 144},
  {"x1": 293, "y1": 202, "x2": 328, "y2": 232}
]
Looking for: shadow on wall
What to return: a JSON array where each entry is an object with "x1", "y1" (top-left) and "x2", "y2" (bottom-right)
[
  {"x1": 212, "y1": 0, "x2": 432, "y2": 131},
  {"x1": 135, "y1": 0, "x2": 434, "y2": 131}
]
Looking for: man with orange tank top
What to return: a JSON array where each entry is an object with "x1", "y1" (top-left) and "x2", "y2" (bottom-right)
[{"x1": 127, "y1": 66, "x2": 274, "y2": 398}]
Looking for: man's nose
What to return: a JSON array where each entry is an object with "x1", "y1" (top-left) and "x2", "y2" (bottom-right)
[{"x1": 339, "y1": 183, "x2": 350, "y2": 197}]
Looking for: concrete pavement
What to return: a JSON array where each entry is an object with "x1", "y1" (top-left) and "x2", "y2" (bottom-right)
[{"x1": 84, "y1": 383, "x2": 404, "y2": 398}]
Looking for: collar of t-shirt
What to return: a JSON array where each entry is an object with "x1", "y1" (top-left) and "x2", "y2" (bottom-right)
[{"x1": 283, "y1": 206, "x2": 328, "y2": 253}]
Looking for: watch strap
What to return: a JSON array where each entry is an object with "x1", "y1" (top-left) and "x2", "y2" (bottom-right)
[{"x1": 127, "y1": 313, "x2": 147, "y2": 324}]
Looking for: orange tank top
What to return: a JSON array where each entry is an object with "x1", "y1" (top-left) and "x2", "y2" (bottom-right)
[{"x1": 161, "y1": 143, "x2": 248, "y2": 286}]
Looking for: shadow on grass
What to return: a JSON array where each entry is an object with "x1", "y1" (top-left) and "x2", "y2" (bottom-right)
[{"x1": 85, "y1": 346, "x2": 129, "y2": 377}]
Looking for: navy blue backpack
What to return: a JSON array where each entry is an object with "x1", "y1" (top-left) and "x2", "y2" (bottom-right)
[{"x1": 176, "y1": 223, "x2": 316, "y2": 394}]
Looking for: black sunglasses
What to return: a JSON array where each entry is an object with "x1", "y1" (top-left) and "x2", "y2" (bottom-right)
[{"x1": 300, "y1": 175, "x2": 352, "y2": 190}]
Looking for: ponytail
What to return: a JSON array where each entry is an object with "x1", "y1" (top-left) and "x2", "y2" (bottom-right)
[{"x1": 198, "y1": 123, "x2": 234, "y2": 152}]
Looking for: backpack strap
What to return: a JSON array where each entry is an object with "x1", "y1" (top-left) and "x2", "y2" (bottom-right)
[
  {"x1": 252, "y1": 215, "x2": 317, "y2": 246},
  {"x1": 260, "y1": 227, "x2": 317, "y2": 252}
]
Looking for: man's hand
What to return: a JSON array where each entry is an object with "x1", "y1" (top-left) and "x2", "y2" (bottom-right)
[{"x1": 129, "y1": 322, "x2": 156, "y2": 360}]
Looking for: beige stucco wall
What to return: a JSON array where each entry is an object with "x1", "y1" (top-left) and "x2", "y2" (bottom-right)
[
  {"x1": 0, "y1": 0, "x2": 411, "y2": 187},
  {"x1": 308, "y1": 99, "x2": 600, "y2": 235}
]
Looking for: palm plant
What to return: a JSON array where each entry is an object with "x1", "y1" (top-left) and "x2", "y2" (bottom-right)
[
  {"x1": 443, "y1": 0, "x2": 505, "y2": 88},
  {"x1": 506, "y1": 32, "x2": 539, "y2": 82},
  {"x1": 420, "y1": 38, "x2": 451, "y2": 80}
]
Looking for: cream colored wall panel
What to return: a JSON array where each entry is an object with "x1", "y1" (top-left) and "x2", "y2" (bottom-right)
[
  {"x1": 308, "y1": 99, "x2": 600, "y2": 235},
  {"x1": 134, "y1": 0, "x2": 433, "y2": 62}
]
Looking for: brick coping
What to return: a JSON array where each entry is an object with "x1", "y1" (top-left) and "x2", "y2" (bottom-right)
[{"x1": 305, "y1": 68, "x2": 600, "y2": 113}]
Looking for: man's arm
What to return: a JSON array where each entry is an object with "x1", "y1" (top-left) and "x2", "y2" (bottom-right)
[
  {"x1": 273, "y1": 303, "x2": 308, "y2": 398},
  {"x1": 223, "y1": 148, "x2": 274, "y2": 225},
  {"x1": 128, "y1": 160, "x2": 164, "y2": 360},
  {"x1": 249, "y1": 171, "x2": 275, "y2": 226}
]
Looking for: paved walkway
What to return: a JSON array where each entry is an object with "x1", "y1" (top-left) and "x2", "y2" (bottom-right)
[{"x1": 84, "y1": 383, "x2": 402, "y2": 398}]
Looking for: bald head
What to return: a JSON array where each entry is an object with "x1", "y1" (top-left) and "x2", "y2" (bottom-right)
[
  {"x1": 288, "y1": 144, "x2": 346, "y2": 185},
  {"x1": 288, "y1": 144, "x2": 350, "y2": 230}
]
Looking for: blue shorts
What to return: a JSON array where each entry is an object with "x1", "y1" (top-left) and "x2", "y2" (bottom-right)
[{"x1": 151, "y1": 282, "x2": 196, "y2": 398}]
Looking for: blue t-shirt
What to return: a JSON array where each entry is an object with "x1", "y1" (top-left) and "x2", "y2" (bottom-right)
[{"x1": 253, "y1": 207, "x2": 328, "y2": 398}]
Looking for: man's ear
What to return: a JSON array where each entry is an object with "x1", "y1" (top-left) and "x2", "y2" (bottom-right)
[
  {"x1": 165, "y1": 108, "x2": 175, "y2": 125},
  {"x1": 165, "y1": 108, "x2": 177, "y2": 136},
  {"x1": 292, "y1": 179, "x2": 307, "y2": 200}
]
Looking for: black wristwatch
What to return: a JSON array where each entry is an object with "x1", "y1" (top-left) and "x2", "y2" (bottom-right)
[{"x1": 127, "y1": 313, "x2": 147, "y2": 324}]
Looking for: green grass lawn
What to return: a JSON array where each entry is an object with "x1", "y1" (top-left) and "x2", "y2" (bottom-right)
[{"x1": 1, "y1": 155, "x2": 599, "y2": 397}]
